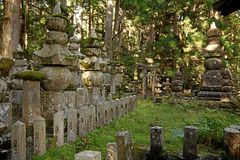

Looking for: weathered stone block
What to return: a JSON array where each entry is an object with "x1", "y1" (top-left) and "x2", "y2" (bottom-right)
[
  {"x1": 11, "y1": 121, "x2": 26, "y2": 160},
  {"x1": 33, "y1": 116, "x2": 46, "y2": 156},
  {"x1": 75, "y1": 150, "x2": 101, "y2": 160},
  {"x1": 0, "y1": 103, "x2": 12, "y2": 131},
  {"x1": 116, "y1": 131, "x2": 135, "y2": 160},
  {"x1": 88, "y1": 87, "x2": 101, "y2": 105},
  {"x1": 78, "y1": 106, "x2": 96, "y2": 136},
  {"x1": 150, "y1": 126, "x2": 163, "y2": 154},
  {"x1": 54, "y1": 111, "x2": 65, "y2": 147},
  {"x1": 106, "y1": 143, "x2": 118, "y2": 160},
  {"x1": 9, "y1": 90, "x2": 23, "y2": 105},
  {"x1": 76, "y1": 88, "x2": 89, "y2": 109},
  {"x1": 96, "y1": 103, "x2": 105, "y2": 127},
  {"x1": 224, "y1": 128, "x2": 240, "y2": 160},
  {"x1": 22, "y1": 80, "x2": 41, "y2": 126},
  {"x1": 67, "y1": 109, "x2": 78, "y2": 143},
  {"x1": 183, "y1": 126, "x2": 198, "y2": 159}
]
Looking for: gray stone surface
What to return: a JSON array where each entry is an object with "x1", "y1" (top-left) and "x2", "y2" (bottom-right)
[
  {"x1": 106, "y1": 142, "x2": 118, "y2": 160},
  {"x1": 183, "y1": 126, "x2": 198, "y2": 159},
  {"x1": 22, "y1": 80, "x2": 41, "y2": 126},
  {"x1": 11, "y1": 121, "x2": 26, "y2": 160},
  {"x1": 67, "y1": 109, "x2": 78, "y2": 143},
  {"x1": 78, "y1": 106, "x2": 96, "y2": 136},
  {"x1": 41, "y1": 91, "x2": 77, "y2": 120},
  {"x1": 76, "y1": 88, "x2": 89, "y2": 108},
  {"x1": 88, "y1": 87, "x2": 101, "y2": 105},
  {"x1": 54, "y1": 111, "x2": 65, "y2": 147},
  {"x1": 116, "y1": 131, "x2": 135, "y2": 160},
  {"x1": 40, "y1": 66, "x2": 73, "y2": 91},
  {"x1": 0, "y1": 103, "x2": 12, "y2": 131},
  {"x1": 9, "y1": 90, "x2": 23, "y2": 105},
  {"x1": 33, "y1": 116, "x2": 46, "y2": 156},
  {"x1": 75, "y1": 150, "x2": 101, "y2": 160}
]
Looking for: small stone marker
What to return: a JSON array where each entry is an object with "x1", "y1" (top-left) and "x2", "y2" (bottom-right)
[
  {"x1": 54, "y1": 111, "x2": 64, "y2": 147},
  {"x1": 224, "y1": 128, "x2": 240, "y2": 159},
  {"x1": 74, "y1": 150, "x2": 101, "y2": 160},
  {"x1": 22, "y1": 80, "x2": 41, "y2": 126},
  {"x1": 33, "y1": 116, "x2": 46, "y2": 156},
  {"x1": 183, "y1": 126, "x2": 198, "y2": 159},
  {"x1": 106, "y1": 142, "x2": 118, "y2": 160},
  {"x1": 11, "y1": 121, "x2": 26, "y2": 160},
  {"x1": 67, "y1": 109, "x2": 78, "y2": 143},
  {"x1": 150, "y1": 126, "x2": 163, "y2": 155},
  {"x1": 116, "y1": 131, "x2": 135, "y2": 160}
]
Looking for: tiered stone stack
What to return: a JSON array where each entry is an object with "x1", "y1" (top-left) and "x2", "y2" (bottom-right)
[
  {"x1": 197, "y1": 22, "x2": 233, "y2": 101},
  {"x1": 80, "y1": 29, "x2": 104, "y2": 105},
  {"x1": 162, "y1": 78, "x2": 171, "y2": 96},
  {"x1": 33, "y1": 5, "x2": 79, "y2": 118},
  {"x1": 171, "y1": 69, "x2": 183, "y2": 97}
]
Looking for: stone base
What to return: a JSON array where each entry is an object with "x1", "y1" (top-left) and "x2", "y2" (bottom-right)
[
  {"x1": 41, "y1": 91, "x2": 77, "y2": 120},
  {"x1": 197, "y1": 91, "x2": 221, "y2": 101}
]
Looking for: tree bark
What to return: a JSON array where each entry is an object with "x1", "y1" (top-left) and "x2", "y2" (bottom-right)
[
  {"x1": 1, "y1": 0, "x2": 21, "y2": 59},
  {"x1": 112, "y1": 0, "x2": 121, "y2": 51},
  {"x1": 105, "y1": 0, "x2": 113, "y2": 59}
]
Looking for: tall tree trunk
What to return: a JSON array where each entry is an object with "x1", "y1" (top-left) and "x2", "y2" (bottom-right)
[
  {"x1": 105, "y1": 0, "x2": 113, "y2": 59},
  {"x1": 88, "y1": 0, "x2": 92, "y2": 36},
  {"x1": 112, "y1": 0, "x2": 121, "y2": 51},
  {"x1": 1, "y1": 0, "x2": 21, "y2": 59}
]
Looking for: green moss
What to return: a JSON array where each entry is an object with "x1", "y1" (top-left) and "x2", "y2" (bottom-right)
[
  {"x1": 13, "y1": 70, "x2": 47, "y2": 81},
  {"x1": 0, "y1": 58, "x2": 14, "y2": 70},
  {"x1": 65, "y1": 55, "x2": 78, "y2": 62}
]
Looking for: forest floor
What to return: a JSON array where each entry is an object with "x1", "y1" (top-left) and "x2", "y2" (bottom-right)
[{"x1": 34, "y1": 99, "x2": 240, "y2": 160}]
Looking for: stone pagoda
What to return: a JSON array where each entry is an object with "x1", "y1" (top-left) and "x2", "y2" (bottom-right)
[
  {"x1": 171, "y1": 69, "x2": 183, "y2": 97},
  {"x1": 197, "y1": 22, "x2": 233, "y2": 101}
]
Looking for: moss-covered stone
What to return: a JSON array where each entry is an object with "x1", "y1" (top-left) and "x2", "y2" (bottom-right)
[
  {"x1": 0, "y1": 58, "x2": 14, "y2": 76},
  {"x1": 13, "y1": 70, "x2": 47, "y2": 81}
]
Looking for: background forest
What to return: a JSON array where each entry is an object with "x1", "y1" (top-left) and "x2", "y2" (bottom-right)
[{"x1": 0, "y1": 0, "x2": 240, "y2": 90}]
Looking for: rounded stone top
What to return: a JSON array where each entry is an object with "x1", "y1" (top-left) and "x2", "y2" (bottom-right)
[{"x1": 207, "y1": 22, "x2": 222, "y2": 37}]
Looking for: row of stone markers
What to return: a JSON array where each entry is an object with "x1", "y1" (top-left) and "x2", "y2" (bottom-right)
[
  {"x1": 10, "y1": 95, "x2": 137, "y2": 160},
  {"x1": 75, "y1": 125, "x2": 240, "y2": 160}
]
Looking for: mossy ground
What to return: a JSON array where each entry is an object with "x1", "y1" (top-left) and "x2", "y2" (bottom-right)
[{"x1": 34, "y1": 99, "x2": 240, "y2": 160}]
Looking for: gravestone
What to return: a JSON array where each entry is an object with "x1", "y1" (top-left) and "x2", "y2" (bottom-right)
[
  {"x1": 67, "y1": 109, "x2": 78, "y2": 143},
  {"x1": 150, "y1": 126, "x2": 163, "y2": 155},
  {"x1": 77, "y1": 88, "x2": 89, "y2": 108},
  {"x1": 33, "y1": 116, "x2": 46, "y2": 156},
  {"x1": 116, "y1": 131, "x2": 135, "y2": 160},
  {"x1": 183, "y1": 126, "x2": 198, "y2": 159},
  {"x1": 224, "y1": 128, "x2": 240, "y2": 160},
  {"x1": 11, "y1": 121, "x2": 26, "y2": 160},
  {"x1": 53, "y1": 111, "x2": 64, "y2": 147},
  {"x1": 106, "y1": 142, "x2": 118, "y2": 160},
  {"x1": 22, "y1": 80, "x2": 41, "y2": 126}
]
